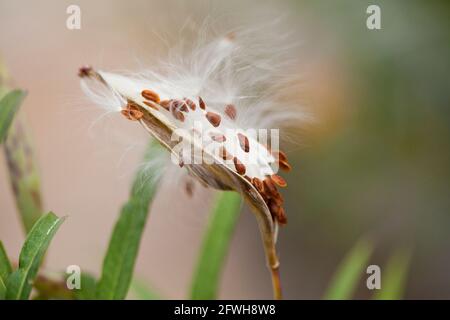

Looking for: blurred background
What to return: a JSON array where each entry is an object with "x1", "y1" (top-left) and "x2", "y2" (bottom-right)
[{"x1": 0, "y1": 0, "x2": 449, "y2": 299}]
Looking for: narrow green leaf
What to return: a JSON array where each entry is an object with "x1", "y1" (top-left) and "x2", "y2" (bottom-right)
[
  {"x1": 324, "y1": 238, "x2": 373, "y2": 300},
  {"x1": 374, "y1": 247, "x2": 411, "y2": 300},
  {"x1": 190, "y1": 191, "x2": 242, "y2": 300},
  {"x1": 0, "y1": 90, "x2": 26, "y2": 143},
  {"x1": 5, "y1": 212, "x2": 65, "y2": 300},
  {"x1": 130, "y1": 278, "x2": 161, "y2": 300},
  {"x1": 4, "y1": 118, "x2": 43, "y2": 233},
  {"x1": 96, "y1": 141, "x2": 163, "y2": 300},
  {"x1": 0, "y1": 242, "x2": 12, "y2": 281},
  {"x1": 0, "y1": 242, "x2": 12, "y2": 299},
  {"x1": 5, "y1": 270, "x2": 25, "y2": 300}
]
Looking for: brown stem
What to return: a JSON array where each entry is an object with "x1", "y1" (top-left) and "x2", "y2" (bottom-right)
[
  {"x1": 252, "y1": 203, "x2": 283, "y2": 300},
  {"x1": 271, "y1": 266, "x2": 282, "y2": 300}
]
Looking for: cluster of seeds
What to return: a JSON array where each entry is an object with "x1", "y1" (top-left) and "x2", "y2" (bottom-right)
[
  {"x1": 250, "y1": 154, "x2": 290, "y2": 225},
  {"x1": 137, "y1": 87, "x2": 292, "y2": 225},
  {"x1": 121, "y1": 101, "x2": 144, "y2": 121}
]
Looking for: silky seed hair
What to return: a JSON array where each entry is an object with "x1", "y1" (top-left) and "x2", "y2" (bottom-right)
[{"x1": 79, "y1": 22, "x2": 307, "y2": 225}]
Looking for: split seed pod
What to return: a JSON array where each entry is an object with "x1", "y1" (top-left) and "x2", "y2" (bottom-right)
[{"x1": 79, "y1": 29, "x2": 303, "y2": 300}]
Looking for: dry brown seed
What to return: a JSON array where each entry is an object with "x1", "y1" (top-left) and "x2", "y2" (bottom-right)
[
  {"x1": 206, "y1": 112, "x2": 221, "y2": 127},
  {"x1": 270, "y1": 174, "x2": 287, "y2": 187},
  {"x1": 121, "y1": 109, "x2": 131, "y2": 120},
  {"x1": 233, "y1": 157, "x2": 246, "y2": 175},
  {"x1": 143, "y1": 100, "x2": 159, "y2": 110},
  {"x1": 179, "y1": 101, "x2": 189, "y2": 112},
  {"x1": 210, "y1": 133, "x2": 226, "y2": 142},
  {"x1": 219, "y1": 146, "x2": 233, "y2": 160},
  {"x1": 271, "y1": 192, "x2": 284, "y2": 206},
  {"x1": 198, "y1": 97, "x2": 206, "y2": 110},
  {"x1": 267, "y1": 200, "x2": 287, "y2": 224},
  {"x1": 237, "y1": 133, "x2": 250, "y2": 152},
  {"x1": 252, "y1": 177, "x2": 265, "y2": 193},
  {"x1": 170, "y1": 99, "x2": 188, "y2": 112},
  {"x1": 177, "y1": 111, "x2": 185, "y2": 122},
  {"x1": 276, "y1": 208, "x2": 288, "y2": 224},
  {"x1": 170, "y1": 99, "x2": 181, "y2": 110},
  {"x1": 225, "y1": 104, "x2": 237, "y2": 120},
  {"x1": 271, "y1": 187, "x2": 283, "y2": 201},
  {"x1": 141, "y1": 89, "x2": 160, "y2": 103},
  {"x1": 171, "y1": 108, "x2": 185, "y2": 122},
  {"x1": 121, "y1": 103, "x2": 144, "y2": 121},
  {"x1": 263, "y1": 178, "x2": 277, "y2": 195},
  {"x1": 131, "y1": 110, "x2": 143, "y2": 120},
  {"x1": 184, "y1": 98, "x2": 196, "y2": 110},
  {"x1": 273, "y1": 150, "x2": 288, "y2": 162},
  {"x1": 244, "y1": 175, "x2": 252, "y2": 182},
  {"x1": 121, "y1": 109, "x2": 143, "y2": 121},
  {"x1": 279, "y1": 150, "x2": 288, "y2": 162},
  {"x1": 159, "y1": 100, "x2": 171, "y2": 110},
  {"x1": 268, "y1": 200, "x2": 280, "y2": 215},
  {"x1": 279, "y1": 159, "x2": 292, "y2": 172}
]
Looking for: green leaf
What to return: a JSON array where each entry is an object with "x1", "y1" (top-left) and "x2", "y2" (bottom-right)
[
  {"x1": 324, "y1": 238, "x2": 373, "y2": 300},
  {"x1": 5, "y1": 212, "x2": 65, "y2": 300},
  {"x1": 0, "y1": 242, "x2": 12, "y2": 299},
  {"x1": 96, "y1": 141, "x2": 163, "y2": 300},
  {"x1": 374, "y1": 247, "x2": 411, "y2": 300},
  {"x1": 0, "y1": 90, "x2": 26, "y2": 143},
  {"x1": 4, "y1": 118, "x2": 43, "y2": 233},
  {"x1": 0, "y1": 242, "x2": 12, "y2": 281},
  {"x1": 190, "y1": 191, "x2": 242, "y2": 300}
]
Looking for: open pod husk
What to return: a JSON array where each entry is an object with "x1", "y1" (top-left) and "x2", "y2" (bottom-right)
[{"x1": 80, "y1": 68, "x2": 283, "y2": 299}]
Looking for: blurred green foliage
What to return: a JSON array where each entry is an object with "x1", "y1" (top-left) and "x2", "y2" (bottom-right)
[
  {"x1": 324, "y1": 238, "x2": 373, "y2": 299},
  {"x1": 0, "y1": 90, "x2": 25, "y2": 143},
  {"x1": 191, "y1": 192, "x2": 242, "y2": 299},
  {"x1": 96, "y1": 140, "x2": 163, "y2": 299},
  {"x1": 286, "y1": 0, "x2": 450, "y2": 298},
  {"x1": 374, "y1": 247, "x2": 411, "y2": 300},
  {"x1": 0, "y1": 242, "x2": 12, "y2": 299},
  {"x1": 4, "y1": 118, "x2": 44, "y2": 233}
]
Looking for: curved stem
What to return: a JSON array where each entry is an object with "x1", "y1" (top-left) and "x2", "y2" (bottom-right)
[{"x1": 252, "y1": 203, "x2": 283, "y2": 300}]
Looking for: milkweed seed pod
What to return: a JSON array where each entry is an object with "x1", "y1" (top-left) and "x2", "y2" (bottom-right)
[{"x1": 79, "y1": 26, "x2": 307, "y2": 299}]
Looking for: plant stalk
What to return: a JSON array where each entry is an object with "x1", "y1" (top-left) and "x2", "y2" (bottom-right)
[{"x1": 271, "y1": 266, "x2": 282, "y2": 300}]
